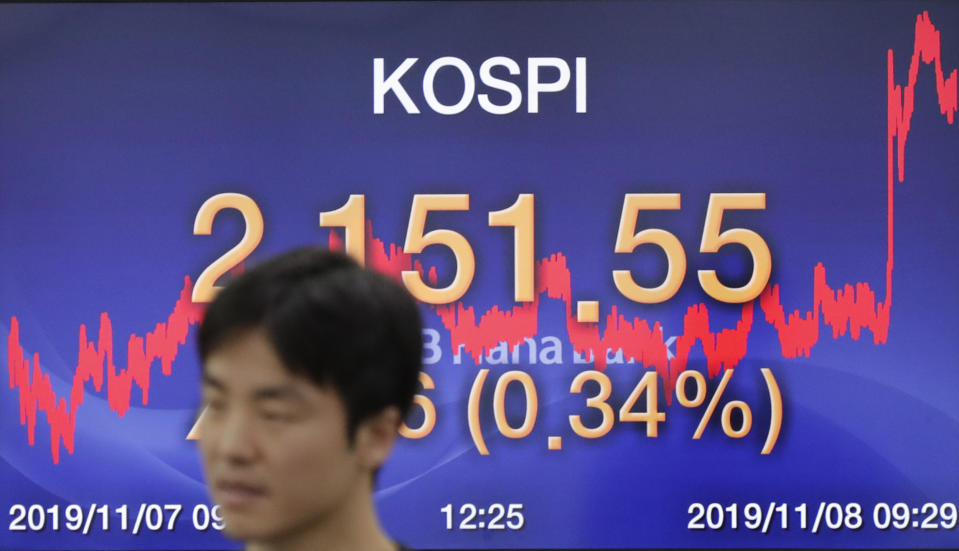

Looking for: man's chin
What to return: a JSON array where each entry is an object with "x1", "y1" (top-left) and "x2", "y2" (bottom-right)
[{"x1": 218, "y1": 509, "x2": 280, "y2": 542}]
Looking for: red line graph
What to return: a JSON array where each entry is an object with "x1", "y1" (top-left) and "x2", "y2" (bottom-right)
[
  {"x1": 6, "y1": 12, "x2": 958, "y2": 464},
  {"x1": 7, "y1": 280, "x2": 202, "y2": 464}
]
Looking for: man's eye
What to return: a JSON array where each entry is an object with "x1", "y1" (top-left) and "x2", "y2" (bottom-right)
[
  {"x1": 260, "y1": 410, "x2": 293, "y2": 422},
  {"x1": 203, "y1": 397, "x2": 226, "y2": 411}
]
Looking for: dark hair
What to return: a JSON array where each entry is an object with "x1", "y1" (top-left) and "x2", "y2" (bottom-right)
[{"x1": 197, "y1": 248, "x2": 423, "y2": 439}]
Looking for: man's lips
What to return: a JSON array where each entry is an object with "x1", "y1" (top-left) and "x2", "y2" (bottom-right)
[{"x1": 214, "y1": 479, "x2": 268, "y2": 507}]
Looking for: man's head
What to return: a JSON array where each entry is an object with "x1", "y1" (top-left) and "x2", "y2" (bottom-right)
[{"x1": 196, "y1": 248, "x2": 422, "y2": 544}]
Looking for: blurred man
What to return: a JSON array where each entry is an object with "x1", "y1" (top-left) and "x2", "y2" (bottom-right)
[{"x1": 196, "y1": 248, "x2": 421, "y2": 551}]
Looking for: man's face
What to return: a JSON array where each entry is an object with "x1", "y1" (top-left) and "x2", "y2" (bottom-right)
[{"x1": 198, "y1": 329, "x2": 367, "y2": 543}]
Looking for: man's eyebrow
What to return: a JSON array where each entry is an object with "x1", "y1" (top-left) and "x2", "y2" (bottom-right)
[
  {"x1": 251, "y1": 384, "x2": 306, "y2": 403},
  {"x1": 202, "y1": 373, "x2": 225, "y2": 390},
  {"x1": 201, "y1": 374, "x2": 305, "y2": 403}
]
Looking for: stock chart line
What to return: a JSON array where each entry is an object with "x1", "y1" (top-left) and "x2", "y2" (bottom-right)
[
  {"x1": 5, "y1": 12, "x2": 957, "y2": 464},
  {"x1": 7, "y1": 280, "x2": 202, "y2": 464}
]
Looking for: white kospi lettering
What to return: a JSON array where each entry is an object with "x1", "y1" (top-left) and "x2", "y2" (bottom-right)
[{"x1": 373, "y1": 56, "x2": 587, "y2": 115}]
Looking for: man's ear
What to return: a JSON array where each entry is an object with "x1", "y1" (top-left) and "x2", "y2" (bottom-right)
[{"x1": 354, "y1": 406, "x2": 402, "y2": 470}]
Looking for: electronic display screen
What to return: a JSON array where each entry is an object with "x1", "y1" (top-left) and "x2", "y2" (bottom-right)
[{"x1": 2, "y1": 2, "x2": 958, "y2": 549}]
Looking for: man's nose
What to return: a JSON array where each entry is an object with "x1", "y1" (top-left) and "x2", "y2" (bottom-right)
[{"x1": 216, "y1": 410, "x2": 260, "y2": 464}]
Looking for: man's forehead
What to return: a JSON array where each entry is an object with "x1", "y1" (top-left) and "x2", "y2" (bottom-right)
[
  {"x1": 203, "y1": 330, "x2": 298, "y2": 387},
  {"x1": 202, "y1": 331, "x2": 339, "y2": 404}
]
